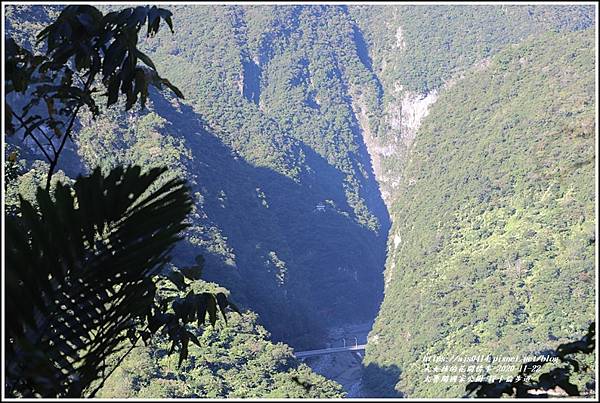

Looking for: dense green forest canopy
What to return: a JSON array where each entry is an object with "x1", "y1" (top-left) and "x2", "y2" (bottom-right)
[
  {"x1": 4, "y1": 4, "x2": 348, "y2": 398},
  {"x1": 98, "y1": 311, "x2": 345, "y2": 398},
  {"x1": 365, "y1": 28, "x2": 596, "y2": 398},
  {"x1": 4, "y1": 3, "x2": 596, "y2": 399},
  {"x1": 5, "y1": 4, "x2": 392, "y2": 350}
]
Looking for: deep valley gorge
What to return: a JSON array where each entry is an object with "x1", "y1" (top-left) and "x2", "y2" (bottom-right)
[{"x1": 4, "y1": 3, "x2": 597, "y2": 399}]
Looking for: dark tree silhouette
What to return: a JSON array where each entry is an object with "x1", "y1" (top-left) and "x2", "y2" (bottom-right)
[
  {"x1": 5, "y1": 166, "x2": 239, "y2": 397},
  {"x1": 4, "y1": 6, "x2": 239, "y2": 398},
  {"x1": 5, "y1": 5, "x2": 184, "y2": 189},
  {"x1": 465, "y1": 322, "x2": 596, "y2": 398}
]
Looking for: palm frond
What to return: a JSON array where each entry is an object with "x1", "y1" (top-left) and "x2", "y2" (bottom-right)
[{"x1": 5, "y1": 165, "x2": 192, "y2": 397}]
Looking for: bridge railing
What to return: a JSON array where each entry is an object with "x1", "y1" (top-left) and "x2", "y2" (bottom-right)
[{"x1": 294, "y1": 344, "x2": 366, "y2": 358}]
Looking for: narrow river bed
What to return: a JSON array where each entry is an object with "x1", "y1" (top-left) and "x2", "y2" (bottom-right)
[{"x1": 301, "y1": 322, "x2": 373, "y2": 397}]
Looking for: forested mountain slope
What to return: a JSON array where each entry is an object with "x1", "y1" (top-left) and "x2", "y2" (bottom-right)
[
  {"x1": 364, "y1": 29, "x2": 596, "y2": 397},
  {"x1": 133, "y1": 5, "x2": 392, "y2": 346},
  {"x1": 93, "y1": 4, "x2": 594, "y2": 350},
  {"x1": 98, "y1": 310, "x2": 345, "y2": 398},
  {"x1": 348, "y1": 4, "x2": 595, "y2": 202},
  {"x1": 6, "y1": 4, "x2": 391, "y2": 348},
  {"x1": 4, "y1": 4, "x2": 596, "y2": 398}
]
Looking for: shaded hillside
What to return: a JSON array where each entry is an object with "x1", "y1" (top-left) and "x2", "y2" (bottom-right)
[
  {"x1": 4, "y1": 5, "x2": 596, "y2": 391},
  {"x1": 365, "y1": 29, "x2": 596, "y2": 397},
  {"x1": 89, "y1": 5, "x2": 394, "y2": 347},
  {"x1": 73, "y1": 96, "x2": 387, "y2": 347},
  {"x1": 4, "y1": 4, "x2": 391, "y2": 348}
]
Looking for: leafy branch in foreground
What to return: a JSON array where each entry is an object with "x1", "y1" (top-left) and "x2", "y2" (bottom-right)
[
  {"x1": 5, "y1": 5, "x2": 184, "y2": 190},
  {"x1": 465, "y1": 322, "x2": 596, "y2": 398},
  {"x1": 5, "y1": 166, "x2": 238, "y2": 398}
]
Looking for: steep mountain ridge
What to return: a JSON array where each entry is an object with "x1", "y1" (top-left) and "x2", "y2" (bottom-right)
[
  {"x1": 364, "y1": 28, "x2": 596, "y2": 397},
  {"x1": 128, "y1": 5, "x2": 392, "y2": 347},
  {"x1": 348, "y1": 4, "x2": 596, "y2": 203},
  {"x1": 4, "y1": 4, "x2": 596, "y2": 398},
  {"x1": 6, "y1": 4, "x2": 392, "y2": 349}
]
